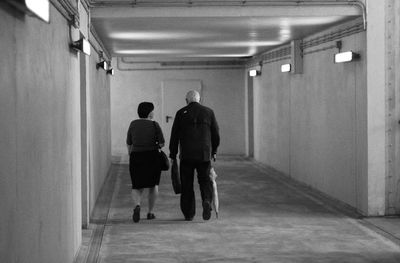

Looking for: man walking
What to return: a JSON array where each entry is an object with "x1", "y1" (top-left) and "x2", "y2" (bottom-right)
[{"x1": 169, "y1": 90, "x2": 220, "y2": 221}]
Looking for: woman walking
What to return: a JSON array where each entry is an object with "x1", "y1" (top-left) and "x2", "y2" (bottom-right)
[{"x1": 126, "y1": 102, "x2": 165, "y2": 223}]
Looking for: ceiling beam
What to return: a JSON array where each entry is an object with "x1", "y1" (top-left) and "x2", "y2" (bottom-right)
[{"x1": 91, "y1": 5, "x2": 361, "y2": 19}]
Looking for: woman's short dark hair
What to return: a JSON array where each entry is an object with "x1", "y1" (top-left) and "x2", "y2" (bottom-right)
[{"x1": 137, "y1": 102, "x2": 154, "y2": 118}]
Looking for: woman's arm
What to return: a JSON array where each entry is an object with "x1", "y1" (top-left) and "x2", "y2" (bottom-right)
[
  {"x1": 155, "y1": 121, "x2": 166, "y2": 148},
  {"x1": 126, "y1": 124, "x2": 133, "y2": 154},
  {"x1": 127, "y1": 144, "x2": 132, "y2": 154}
]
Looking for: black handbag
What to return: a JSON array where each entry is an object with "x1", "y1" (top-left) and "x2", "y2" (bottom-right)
[
  {"x1": 158, "y1": 150, "x2": 170, "y2": 171},
  {"x1": 153, "y1": 122, "x2": 170, "y2": 171},
  {"x1": 171, "y1": 158, "x2": 181, "y2": 194}
]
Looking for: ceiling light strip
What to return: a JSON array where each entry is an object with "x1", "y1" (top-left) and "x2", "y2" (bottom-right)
[{"x1": 161, "y1": 61, "x2": 245, "y2": 66}]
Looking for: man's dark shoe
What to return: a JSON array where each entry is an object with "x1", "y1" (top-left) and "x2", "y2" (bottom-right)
[
  {"x1": 147, "y1": 213, "x2": 156, "y2": 220},
  {"x1": 202, "y1": 201, "x2": 211, "y2": 220},
  {"x1": 184, "y1": 216, "x2": 194, "y2": 221},
  {"x1": 133, "y1": 205, "x2": 140, "y2": 223}
]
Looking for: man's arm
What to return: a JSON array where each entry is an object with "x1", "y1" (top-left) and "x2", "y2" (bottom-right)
[
  {"x1": 210, "y1": 110, "x2": 220, "y2": 158},
  {"x1": 169, "y1": 111, "x2": 180, "y2": 159}
]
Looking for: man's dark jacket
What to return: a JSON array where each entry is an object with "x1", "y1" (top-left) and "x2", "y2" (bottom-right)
[{"x1": 169, "y1": 102, "x2": 220, "y2": 162}]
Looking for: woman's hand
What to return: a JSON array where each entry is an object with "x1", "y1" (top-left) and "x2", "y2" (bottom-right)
[{"x1": 127, "y1": 144, "x2": 132, "y2": 154}]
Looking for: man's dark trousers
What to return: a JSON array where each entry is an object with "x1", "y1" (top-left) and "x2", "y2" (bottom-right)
[{"x1": 180, "y1": 159, "x2": 212, "y2": 219}]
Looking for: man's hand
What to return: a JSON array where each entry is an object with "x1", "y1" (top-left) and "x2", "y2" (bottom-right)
[{"x1": 212, "y1": 154, "x2": 217, "y2": 162}]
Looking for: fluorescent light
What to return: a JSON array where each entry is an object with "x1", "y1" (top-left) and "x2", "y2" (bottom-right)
[
  {"x1": 197, "y1": 41, "x2": 281, "y2": 48},
  {"x1": 26, "y1": 0, "x2": 49, "y2": 22},
  {"x1": 115, "y1": 49, "x2": 189, "y2": 55},
  {"x1": 7, "y1": 0, "x2": 50, "y2": 23},
  {"x1": 334, "y1": 51, "x2": 360, "y2": 63},
  {"x1": 81, "y1": 40, "x2": 91, "y2": 56},
  {"x1": 110, "y1": 32, "x2": 201, "y2": 40},
  {"x1": 187, "y1": 53, "x2": 253, "y2": 58},
  {"x1": 97, "y1": 61, "x2": 108, "y2": 71},
  {"x1": 249, "y1": 69, "x2": 260, "y2": 77},
  {"x1": 71, "y1": 38, "x2": 91, "y2": 56},
  {"x1": 281, "y1": 64, "x2": 291, "y2": 73}
]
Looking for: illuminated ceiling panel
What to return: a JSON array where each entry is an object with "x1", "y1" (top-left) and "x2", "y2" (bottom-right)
[{"x1": 90, "y1": 2, "x2": 361, "y2": 59}]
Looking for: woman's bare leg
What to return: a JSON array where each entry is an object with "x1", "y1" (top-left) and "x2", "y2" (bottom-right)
[
  {"x1": 131, "y1": 188, "x2": 144, "y2": 206},
  {"x1": 148, "y1": 186, "x2": 158, "y2": 214}
]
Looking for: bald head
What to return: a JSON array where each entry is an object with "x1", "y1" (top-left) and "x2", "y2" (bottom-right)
[{"x1": 185, "y1": 90, "x2": 200, "y2": 104}]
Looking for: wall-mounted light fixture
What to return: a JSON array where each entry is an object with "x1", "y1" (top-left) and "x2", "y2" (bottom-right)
[
  {"x1": 249, "y1": 69, "x2": 260, "y2": 77},
  {"x1": 281, "y1": 64, "x2": 291, "y2": 73},
  {"x1": 6, "y1": 0, "x2": 50, "y2": 23},
  {"x1": 107, "y1": 68, "x2": 114, "y2": 75},
  {"x1": 97, "y1": 60, "x2": 108, "y2": 71},
  {"x1": 106, "y1": 62, "x2": 114, "y2": 75},
  {"x1": 249, "y1": 64, "x2": 262, "y2": 77},
  {"x1": 71, "y1": 38, "x2": 91, "y2": 56},
  {"x1": 334, "y1": 51, "x2": 360, "y2": 63}
]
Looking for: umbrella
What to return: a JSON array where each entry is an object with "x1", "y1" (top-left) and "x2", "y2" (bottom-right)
[{"x1": 209, "y1": 167, "x2": 219, "y2": 218}]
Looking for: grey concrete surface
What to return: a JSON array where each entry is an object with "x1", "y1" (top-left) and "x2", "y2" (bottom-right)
[
  {"x1": 83, "y1": 157, "x2": 400, "y2": 263},
  {"x1": 252, "y1": 18, "x2": 368, "y2": 214}
]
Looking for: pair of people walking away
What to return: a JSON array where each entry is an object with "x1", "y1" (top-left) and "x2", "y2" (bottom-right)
[{"x1": 126, "y1": 90, "x2": 220, "y2": 223}]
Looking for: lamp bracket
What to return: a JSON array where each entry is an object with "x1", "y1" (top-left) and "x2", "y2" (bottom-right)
[{"x1": 336, "y1": 41, "x2": 342, "y2": 52}]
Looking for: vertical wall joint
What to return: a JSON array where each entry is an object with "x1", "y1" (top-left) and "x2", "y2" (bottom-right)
[{"x1": 291, "y1": 40, "x2": 303, "y2": 74}]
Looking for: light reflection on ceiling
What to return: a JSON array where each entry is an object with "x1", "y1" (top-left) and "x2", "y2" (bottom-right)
[{"x1": 91, "y1": 11, "x2": 358, "y2": 59}]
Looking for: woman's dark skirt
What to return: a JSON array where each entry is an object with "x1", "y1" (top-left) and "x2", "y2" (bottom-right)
[{"x1": 129, "y1": 150, "x2": 161, "y2": 189}]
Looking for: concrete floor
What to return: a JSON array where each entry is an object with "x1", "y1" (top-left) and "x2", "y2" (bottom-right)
[{"x1": 77, "y1": 157, "x2": 400, "y2": 263}]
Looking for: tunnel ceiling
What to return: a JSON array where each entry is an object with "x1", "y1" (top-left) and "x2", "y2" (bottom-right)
[{"x1": 90, "y1": 0, "x2": 362, "y2": 60}]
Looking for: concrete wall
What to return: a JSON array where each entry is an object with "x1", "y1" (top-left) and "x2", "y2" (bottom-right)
[
  {"x1": 111, "y1": 66, "x2": 246, "y2": 159},
  {"x1": 365, "y1": 0, "x2": 386, "y2": 216},
  {"x1": 252, "y1": 20, "x2": 367, "y2": 213},
  {"x1": 88, "y1": 51, "x2": 112, "y2": 212},
  {"x1": 386, "y1": 0, "x2": 400, "y2": 214},
  {"x1": 0, "y1": 2, "x2": 111, "y2": 262}
]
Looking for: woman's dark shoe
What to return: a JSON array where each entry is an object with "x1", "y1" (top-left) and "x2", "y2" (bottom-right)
[
  {"x1": 147, "y1": 213, "x2": 156, "y2": 220},
  {"x1": 133, "y1": 205, "x2": 140, "y2": 223}
]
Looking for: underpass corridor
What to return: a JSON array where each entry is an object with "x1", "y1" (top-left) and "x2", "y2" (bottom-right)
[{"x1": 76, "y1": 157, "x2": 400, "y2": 263}]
